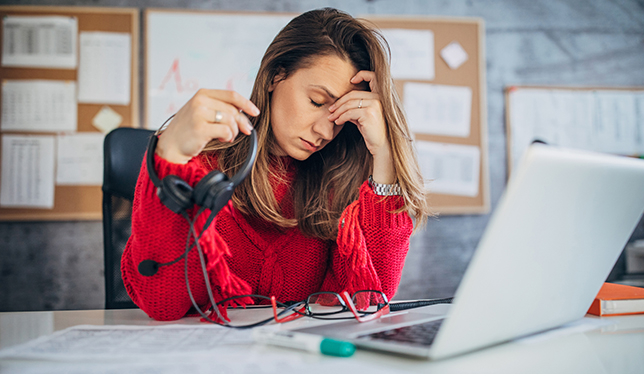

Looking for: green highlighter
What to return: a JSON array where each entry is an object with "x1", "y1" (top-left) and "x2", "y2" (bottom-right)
[{"x1": 253, "y1": 329, "x2": 356, "y2": 357}]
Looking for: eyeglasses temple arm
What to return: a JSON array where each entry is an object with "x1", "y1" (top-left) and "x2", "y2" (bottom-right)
[
  {"x1": 271, "y1": 297, "x2": 306, "y2": 323},
  {"x1": 340, "y1": 291, "x2": 390, "y2": 323}
]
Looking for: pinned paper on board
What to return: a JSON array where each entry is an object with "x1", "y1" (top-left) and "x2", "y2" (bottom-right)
[
  {"x1": 92, "y1": 106, "x2": 123, "y2": 134},
  {"x1": 380, "y1": 28, "x2": 435, "y2": 80},
  {"x1": 1, "y1": 16, "x2": 77, "y2": 69},
  {"x1": 416, "y1": 141, "x2": 480, "y2": 197},
  {"x1": 78, "y1": 32, "x2": 132, "y2": 105},
  {"x1": 404, "y1": 82, "x2": 472, "y2": 137},
  {"x1": 56, "y1": 133, "x2": 105, "y2": 186},
  {"x1": 0, "y1": 135, "x2": 55, "y2": 208},
  {"x1": 508, "y1": 88, "x2": 644, "y2": 170},
  {"x1": 440, "y1": 41, "x2": 468, "y2": 70},
  {"x1": 1, "y1": 80, "x2": 77, "y2": 133}
]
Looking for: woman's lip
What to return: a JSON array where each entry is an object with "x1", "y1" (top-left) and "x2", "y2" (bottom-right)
[{"x1": 300, "y1": 138, "x2": 319, "y2": 152}]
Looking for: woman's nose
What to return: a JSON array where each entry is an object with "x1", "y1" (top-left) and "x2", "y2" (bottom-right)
[{"x1": 312, "y1": 115, "x2": 335, "y2": 141}]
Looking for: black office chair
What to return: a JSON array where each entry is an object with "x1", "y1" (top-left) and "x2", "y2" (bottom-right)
[{"x1": 102, "y1": 127, "x2": 155, "y2": 309}]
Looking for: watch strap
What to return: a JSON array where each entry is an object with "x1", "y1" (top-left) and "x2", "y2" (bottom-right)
[{"x1": 368, "y1": 175, "x2": 402, "y2": 196}]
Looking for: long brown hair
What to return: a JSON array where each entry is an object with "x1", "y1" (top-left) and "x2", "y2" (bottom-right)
[{"x1": 204, "y1": 8, "x2": 430, "y2": 240}]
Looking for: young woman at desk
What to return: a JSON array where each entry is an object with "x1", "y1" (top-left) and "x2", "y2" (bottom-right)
[{"x1": 122, "y1": 8, "x2": 430, "y2": 322}]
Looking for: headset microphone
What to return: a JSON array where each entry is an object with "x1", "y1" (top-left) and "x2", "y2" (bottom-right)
[
  {"x1": 138, "y1": 259, "x2": 161, "y2": 276},
  {"x1": 138, "y1": 249, "x2": 190, "y2": 276},
  {"x1": 138, "y1": 126, "x2": 258, "y2": 277}
]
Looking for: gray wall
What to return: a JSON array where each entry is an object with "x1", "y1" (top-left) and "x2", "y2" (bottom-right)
[{"x1": 1, "y1": 0, "x2": 643, "y2": 311}]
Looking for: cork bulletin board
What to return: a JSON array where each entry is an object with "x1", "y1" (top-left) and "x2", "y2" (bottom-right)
[
  {"x1": 0, "y1": 6, "x2": 139, "y2": 221},
  {"x1": 365, "y1": 16, "x2": 489, "y2": 214}
]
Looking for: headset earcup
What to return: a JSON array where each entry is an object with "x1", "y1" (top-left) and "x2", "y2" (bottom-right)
[
  {"x1": 157, "y1": 175, "x2": 194, "y2": 214},
  {"x1": 193, "y1": 171, "x2": 234, "y2": 213}
]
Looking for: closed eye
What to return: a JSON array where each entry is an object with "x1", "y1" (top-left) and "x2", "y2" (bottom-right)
[{"x1": 310, "y1": 99, "x2": 324, "y2": 108}]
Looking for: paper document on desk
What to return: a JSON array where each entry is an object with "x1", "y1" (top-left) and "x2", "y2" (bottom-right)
[{"x1": 0, "y1": 324, "x2": 253, "y2": 361}]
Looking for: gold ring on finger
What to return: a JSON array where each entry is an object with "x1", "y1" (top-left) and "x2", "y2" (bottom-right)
[{"x1": 358, "y1": 99, "x2": 363, "y2": 109}]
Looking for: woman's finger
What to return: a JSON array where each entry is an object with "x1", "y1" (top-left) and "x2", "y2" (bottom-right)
[
  {"x1": 202, "y1": 109, "x2": 243, "y2": 142},
  {"x1": 333, "y1": 105, "x2": 388, "y2": 153},
  {"x1": 235, "y1": 112, "x2": 254, "y2": 135},
  {"x1": 350, "y1": 70, "x2": 378, "y2": 93},
  {"x1": 332, "y1": 107, "x2": 365, "y2": 126},
  {"x1": 328, "y1": 91, "x2": 378, "y2": 114},
  {"x1": 198, "y1": 89, "x2": 260, "y2": 117},
  {"x1": 191, "y1": 94, "x2": 253, "y2": 136},
  {"x1": 203, "y1": 106, "x2": 253, "y2": 136},
  {"x1": 206, "y1": 123, "x2": 239, "y2": 143},
  {"x1": 328, "y1": 96, "x2": 378, "y2": 122}
]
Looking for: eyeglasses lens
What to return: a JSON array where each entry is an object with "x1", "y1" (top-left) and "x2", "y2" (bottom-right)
[
  {"x1": 351, "y1": 291, "x2": 387, "y2": 312},
  {"x1": 306, "y1": 292, "x2": 345, "y2": 316}
]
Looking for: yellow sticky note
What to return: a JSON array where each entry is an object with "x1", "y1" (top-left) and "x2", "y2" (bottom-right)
[{"x1": 92, "y1": 106, "x2": 123, "y2": 134}]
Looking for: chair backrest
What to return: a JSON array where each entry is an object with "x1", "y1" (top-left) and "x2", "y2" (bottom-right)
[{"x1": 102, "y1": 127, "x2": 154, "y2": 309}]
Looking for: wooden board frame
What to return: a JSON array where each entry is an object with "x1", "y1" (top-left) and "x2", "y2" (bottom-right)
[{"x1": 0, "y1": 6, "x2": 139, "y2": 221}]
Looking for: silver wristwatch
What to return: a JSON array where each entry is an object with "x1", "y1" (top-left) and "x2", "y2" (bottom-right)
[{"x1": 368, "y1": 175, "x2": 402, "y2": 196}]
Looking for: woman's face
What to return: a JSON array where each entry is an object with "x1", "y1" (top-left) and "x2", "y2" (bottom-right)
[{"x1": 268, "y1": 54, "x2": 360, "y2": 160}]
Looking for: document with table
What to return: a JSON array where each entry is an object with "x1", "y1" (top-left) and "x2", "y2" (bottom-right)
[{"x1": 0, "y1": 324, "x2": 253, "y2": 361}]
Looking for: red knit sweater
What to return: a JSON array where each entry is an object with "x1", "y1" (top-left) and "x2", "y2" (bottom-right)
[{"x1": 121, "y1": 152, "x2": 413, "y2": 321}]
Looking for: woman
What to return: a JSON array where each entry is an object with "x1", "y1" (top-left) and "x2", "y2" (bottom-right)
[{"x1": 122, "y1": 8, "x2": 430, "y2": 322}]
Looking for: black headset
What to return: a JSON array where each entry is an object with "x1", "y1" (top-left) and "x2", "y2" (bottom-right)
[{"x1": 138, "y1": 127, "x2": 258, "y2": 277}]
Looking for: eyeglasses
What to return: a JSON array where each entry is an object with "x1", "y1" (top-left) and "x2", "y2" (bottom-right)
[{"x1": 209, "y1": 290, "x2": 390, "y2": 328}]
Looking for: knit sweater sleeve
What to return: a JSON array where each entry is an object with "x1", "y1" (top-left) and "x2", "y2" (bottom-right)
[
  {"x1": 321, "y1": 181, "x2": 413, "y2": 300},
  {"x1": 121, "y1": 153, "x2": 251, "y2": 321}
]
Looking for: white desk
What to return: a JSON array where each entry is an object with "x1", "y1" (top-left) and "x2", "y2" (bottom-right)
[{"x1": 0, "y1": 308, "x2": 643, "y2": 374}]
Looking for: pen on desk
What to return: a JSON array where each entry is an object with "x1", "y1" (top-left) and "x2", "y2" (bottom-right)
[{"x1": 252, "y1": 329, "x2": 356, "y2": 357}]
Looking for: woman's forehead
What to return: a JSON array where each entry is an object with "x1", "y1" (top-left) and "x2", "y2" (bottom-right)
[{"x1": 292, "y1": 55, "x2": 358, "y2": 96}]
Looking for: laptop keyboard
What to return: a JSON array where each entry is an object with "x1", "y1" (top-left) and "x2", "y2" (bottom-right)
[{"x1": 360, "y1": 319, "x2": 444, "y2": 346}]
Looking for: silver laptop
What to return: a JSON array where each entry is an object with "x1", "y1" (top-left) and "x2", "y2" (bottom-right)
[{"x1": 294, "y1": 144, "x2": 644, "y2": 360}]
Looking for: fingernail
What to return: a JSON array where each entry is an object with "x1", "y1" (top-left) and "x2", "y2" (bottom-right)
[
  {"x1": 247, "y1": 120, "x2": 254, "y2": 131},
  {"x1": 252, "y1": 106, "x2": 260, "y2": 116}
]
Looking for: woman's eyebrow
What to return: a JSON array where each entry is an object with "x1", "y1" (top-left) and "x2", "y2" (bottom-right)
[{"x1": 310, "y1": 85, "x2": 338, "y2": 100}]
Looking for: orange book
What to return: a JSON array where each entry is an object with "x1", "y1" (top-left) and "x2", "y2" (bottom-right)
[{"x1": 587, "y1": 282, "x2": 644, "y2": 316}]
